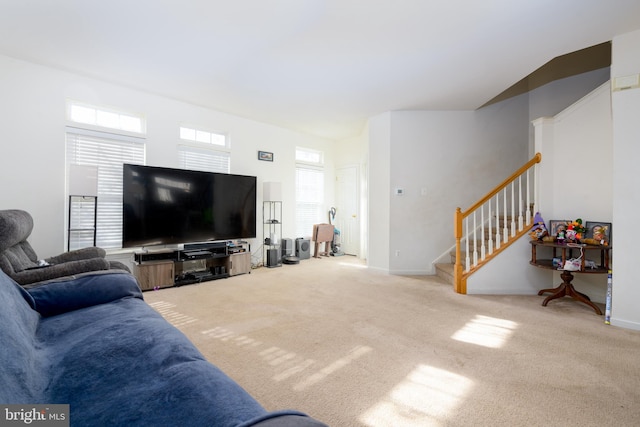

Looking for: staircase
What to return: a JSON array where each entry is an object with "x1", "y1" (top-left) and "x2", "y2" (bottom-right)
[
  {"x1": 437, "y1": 153, "x2": 542, "y2": 293},
  {"x1": 435, "y1": 217, "x2": 515, "y2": 285}
]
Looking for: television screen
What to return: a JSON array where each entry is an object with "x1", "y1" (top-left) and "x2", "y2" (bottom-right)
[{"x1": 122, "y1": 164, "x2": 256, "y2": 248}]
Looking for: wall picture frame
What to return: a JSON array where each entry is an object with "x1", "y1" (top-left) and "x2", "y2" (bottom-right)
[
  {"x1": 549, "y1": 220, "x2": 570, "y2": 238},
  {"x1": 258, "y1": 151, "x2": 273, "y2": 162},
  {"x1": 585, "y1": 221, "x2": 612, "y2": 245}
]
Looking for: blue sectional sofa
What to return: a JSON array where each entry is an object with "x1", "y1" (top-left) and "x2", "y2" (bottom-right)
[{"x1": 0, "y1": 269, "x2": 326, "y2": 427}]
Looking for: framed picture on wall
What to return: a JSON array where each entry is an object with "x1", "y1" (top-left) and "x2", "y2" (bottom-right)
[
  {"x1": 258, "y1": 151, "x2": 274, "y2": 162},
  {"x1": 586, "y1": 221, "x2": 611, "y2": 245}
]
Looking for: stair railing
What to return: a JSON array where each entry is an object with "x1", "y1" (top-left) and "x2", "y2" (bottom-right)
[{"x1": 453, "y1": 153, "x2": 542, "y2": 294}]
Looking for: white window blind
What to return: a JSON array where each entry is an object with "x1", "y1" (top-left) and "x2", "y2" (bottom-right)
[
  {"x1": 295, "y1": 166, "x2": 324, "y2": 238},
  {"x1": 66, "y1": 127, "x2": 145, "y2": 249},
  {"x1": 178, "y1": 126, "x2": 230, "y2": 173},
  {"x1": 178, "y1": 145, "x2": 230, "y2": 173}
]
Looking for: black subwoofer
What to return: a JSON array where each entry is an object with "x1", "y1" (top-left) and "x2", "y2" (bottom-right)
[{"x1": 266, "y1": 248, "x2": 280, "y2": 267}]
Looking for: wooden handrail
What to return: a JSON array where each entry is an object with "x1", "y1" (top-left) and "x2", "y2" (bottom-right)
[{"x1": 460, "y1": 153, "x2": 541, "y2": 218}]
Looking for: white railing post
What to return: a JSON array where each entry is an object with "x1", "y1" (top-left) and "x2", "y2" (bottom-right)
[
  {"x1": 472, "y1": 212, "x2": 478, "y2": 267},
  {"x1": 495, "y1": 193, "x2": 501, "y2": 249},
  {"x1": 465, "y1": 216, "x2": 470, "y2": 272},
  {"x1": 503, "y1": 188, "x2": 508, "y2": 243},
  {"x1": 518, "y1": 176, "x2": 523, "y2": 231},
  {"x1": 488, "y1": 200, "x2": 494, "y2": 254},
  {"x1": 526, "y1": 170, "x2": 531, "y2": 225},
  {"x1": 480, "y1": 205, "x2": 486, "y2": 260},
  {"x1": 510, "y1": 183, "x2": 516, "y2": 237}
]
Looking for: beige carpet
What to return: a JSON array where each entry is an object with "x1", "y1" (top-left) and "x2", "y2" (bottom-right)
[{"x1": 143, "y1": 256, "x2": 640, "y2": 427}]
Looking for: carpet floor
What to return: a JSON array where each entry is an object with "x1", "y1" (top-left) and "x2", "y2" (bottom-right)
[{"x1": 143, "y1": 255, "x2": 640, "y2": 427}]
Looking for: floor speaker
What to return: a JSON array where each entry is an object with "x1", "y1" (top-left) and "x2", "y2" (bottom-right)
[
  {"x1": 295, "y1": 238, "x2": 310, "y2": 260},
  {"x1": 266, "y1": 248, "x2": 280, "y2": 267},
  {"x1": 281, "y1": 238, "x2": 293, "y2": 258}
]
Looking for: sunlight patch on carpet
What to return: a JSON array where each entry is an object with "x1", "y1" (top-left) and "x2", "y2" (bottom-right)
[
  {"x1": 338, "y1": 261, "x2": 367, "y2": 269},
  {"x1": 359, "y1": 364, "x2": 473, "y2": 427},
  {"x1": 451, "y1": 314, "x2": 518, "y2": 349},
  {"x1": 149, "y1": 301, "x2": 198, "y2": 327},
  {"x1": 201, "y1": 326, "x2": 263, "y2": 348},
  {"x1": 293, "y1": 345, "x2": 372, "y2": 391}
]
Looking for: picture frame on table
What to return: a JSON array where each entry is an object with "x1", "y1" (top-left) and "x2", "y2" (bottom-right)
[
  {"x1": 549, "y1": 220, "x2": 570, "y2": 238},
  {"x1": 585, "y1": 221, "x2": 611, "y2": 245},
  {"x1": 258, "y1": 151, "x2": 274, "y2": 162}
]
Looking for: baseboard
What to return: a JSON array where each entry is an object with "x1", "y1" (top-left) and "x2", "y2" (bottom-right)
[
  {"x1": 388, "y1": 269, "x2": 431, "y2": 276},
  {"x1": 466, "y1": 288, "x2": 538, "y2": 296},
  {"x1": 610, "y1": 317, "x2": 640, "y2": 331}
]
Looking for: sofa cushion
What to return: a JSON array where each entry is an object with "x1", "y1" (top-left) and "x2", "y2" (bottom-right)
[{"x1": 26, "y1": 271, "x2": 142, "y2": 317}]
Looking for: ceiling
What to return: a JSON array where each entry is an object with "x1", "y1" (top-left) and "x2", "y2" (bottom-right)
[{"x1": 1, "y1": 1, "x2": 639, "y2": 140}]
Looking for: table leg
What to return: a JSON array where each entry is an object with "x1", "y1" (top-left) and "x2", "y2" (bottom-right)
[{"x1": 538, "y1": 271, "x2": 602, "y2": 315}]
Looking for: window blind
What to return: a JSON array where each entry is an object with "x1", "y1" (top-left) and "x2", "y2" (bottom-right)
[
  {"x1": 178, "y1": 144, "x2": 230, "y2": 173},
  {"x1": 66, "y1": 127, "x2": 145, "y2": 249}
]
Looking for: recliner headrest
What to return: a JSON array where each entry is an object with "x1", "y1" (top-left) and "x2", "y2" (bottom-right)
[{"x1": 0, "y1": 210, "x2": 34, "y2": 253}]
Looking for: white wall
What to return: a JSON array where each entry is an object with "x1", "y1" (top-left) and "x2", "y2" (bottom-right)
[
  {"x1": 374, "y1": 92, "x2": 529, "y2": 275},
  {"x1": 0, "y1": 54, "x2": 336, "y2": 259},
  {"x1": 527, "y1": 68, "x2": 610, "y2": 156},
  {"x1": 610, "y1": 29, "x2": 640, "y2": 330},
  {"x1": 367, "y1": 113, "x2": 391, "y2": 271}
]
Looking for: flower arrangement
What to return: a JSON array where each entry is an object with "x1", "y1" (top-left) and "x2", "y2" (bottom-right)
[{"x1": 566, "y1": 218, "x2": 587, "y2": 241}]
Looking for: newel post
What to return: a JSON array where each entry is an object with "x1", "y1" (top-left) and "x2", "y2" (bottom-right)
[{"x1": 454, "y1": 207, "x2": 466, "y2": 294}]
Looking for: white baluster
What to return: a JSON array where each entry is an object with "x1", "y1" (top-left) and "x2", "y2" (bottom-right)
[
  {"x1": 472, "y1": 212, "x2": 478, "y2": 267},
  {"x1": 488, "y1": 200, "x2": 494, "y2": 254},
  {"x1": 526, "y1": 169, "x2": 531, "y2": 226},
  {"x1": 465, "y1": 216, "x2": 470, "y2": 272},
  {"x1": 480, "y1": 205, "x2": 486, "y2": 260},
  {"x1": 510, "y1": 183, "x2": 516, "y2": 236},
  {"x1": 495, "y1": 193, "x2": 501, "y2": 249},
  {"x1": 518, "y1": 176, "x2": 523, "y2": 231},
  {"x1": 503, "y1": 188, "x2": 508, "y2": 243},
  {"x1": 532, "y1": 164, "x2": 538, "y2": 218}
]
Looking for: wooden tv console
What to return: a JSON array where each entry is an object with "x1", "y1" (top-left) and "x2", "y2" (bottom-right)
[{"x1": 133, "y1": 241, "x2": 251, "y2": 291}]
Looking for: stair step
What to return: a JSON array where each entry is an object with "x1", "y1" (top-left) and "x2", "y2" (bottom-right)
[{"x1": 435, "y1": 263, "x2": 454, "y2": 285}]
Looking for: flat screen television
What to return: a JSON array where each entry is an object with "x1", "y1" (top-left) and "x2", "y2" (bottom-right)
[{"x1": 122, "y1": 164, "x2": 256, "y2": 248}]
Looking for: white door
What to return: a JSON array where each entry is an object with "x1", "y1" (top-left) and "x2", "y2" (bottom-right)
[{"x1": 335, "y1": 166, "x2": 359, "y2": 256}]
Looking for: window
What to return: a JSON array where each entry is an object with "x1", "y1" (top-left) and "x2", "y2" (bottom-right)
[
  {"x1": 67, "y1": 101, "x2": 145, "y2": 134},
  {"x1": 295, "y1": 147, "x2": 324, "y2": 237},
  {"x1": 178, "y1": 126, "x2": 230, "y2": 173},
  {"x1": 66, "y1": 101, "x2": 146, "y2": 249}
]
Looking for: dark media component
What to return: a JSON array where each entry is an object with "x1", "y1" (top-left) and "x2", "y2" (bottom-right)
[{"x1": 122, "y1": 164, "x2": 257, "y2": 248}]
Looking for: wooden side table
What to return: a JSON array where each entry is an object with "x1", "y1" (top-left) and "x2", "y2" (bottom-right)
[{"x1": 529, "y1": 240, "x2": 611, "y2": 314}]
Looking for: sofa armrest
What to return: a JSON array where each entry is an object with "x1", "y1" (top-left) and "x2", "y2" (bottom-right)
[
  {"x1": 239, "y1": 411, "x2": 328, "y2": 427},
  {"x1": 12, "y1": 258, "x2": 110, "y2": 285},
  {"x1": 27, "y1": 271, "x2": 143, "y2": 317},
  {"x1": 46, "y1": 246, "x2": 106, "y2": 263}
]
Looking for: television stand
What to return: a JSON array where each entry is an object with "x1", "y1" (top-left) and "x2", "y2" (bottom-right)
[{"x1": 133, "y1": 241, "x2": 251, "y2": 291}]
